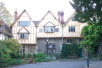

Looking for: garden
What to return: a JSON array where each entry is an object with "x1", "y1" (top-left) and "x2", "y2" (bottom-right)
[
  {"x1": 0, "y1": 38, "x2": 57, "y2": 67},
  {"x1": 0, "y1": 38, "x2": 83, "y2": 67}
]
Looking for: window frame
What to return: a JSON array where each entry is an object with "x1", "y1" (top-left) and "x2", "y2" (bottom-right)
[
  {"x1": 44, "y1": 26, "x2": 55, "y2": 32},
  {"x1": 18, "y1": 21, "x2": 31, "y2": 26},
  {"x1": 39, "y1": 28, "x2": 44, "y2": 32},
  {"x1": 19, "y1": 33, "x2": 28, "y2": 39},
  {"x1": 68, "y1": 26, "x2": 75, "y2": 32},
  {"x1": 67, "y1": 39, "x2": 73, "y2": 44},
  {"x1": 55, "y1": 28, "x2": 59, "y2": 32}
]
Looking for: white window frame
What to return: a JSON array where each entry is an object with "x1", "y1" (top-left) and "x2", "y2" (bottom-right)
[
  {"x1": 18, "y1": 21, "x2": 31, "y2": 26},
  {"x1": 44, "y1": 26, "x2": 55, "y2": 32},
  {"x1": 67, "y1": 39, "x2": 73, "y2": 44},
  {"x1": 55, "y1": 28, "x2": 59, "y2": 32},
  {"x1": 19, "y1": 33, "x2": 28, "y2": 39},
  {"x1": 39, "y1": 28, "x2": 44, "y2": 32},
  {"x1": 68, "y1": 26, "x2": 75, "y2": 32}
]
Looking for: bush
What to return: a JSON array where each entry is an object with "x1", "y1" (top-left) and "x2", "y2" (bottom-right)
[
  {"x1": 8, "y1": 59, "x2": 22, "y2": 65},
  {"x1": 10, "y1": 53, "x2": 25, "y2": 59},
  {"x1": 61, "y1": 43, "x2": 82, "y2": 58},
  {"x1": 25, "y1": 53, "x2": 33, "y2": 58},
  {"x1": 53, "y1": 53, "x2": 61, "y2": 59},
  {"x1": 32, "y1": 53, "x2": 36, "y2": 58},
  {"x1": 0, "y1": 57, "x2": 9, "y2": 67},
  {"x1": 34, "y1": 53, "x2": 46, "y2": 62}
]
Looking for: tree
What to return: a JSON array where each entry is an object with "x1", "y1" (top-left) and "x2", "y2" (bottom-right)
[
  {"x1": 70, "y1": 0, "x2": 102, "y2": 59},
  {"x1": 0, "y1": 38, "x2": 22, "y2": 67},
  {"x1": 0, "y1": 38, "x2": 22, "y2": 55},
  {"x1": 0, "y1": 2, "x2": 13, "y2": 25},
  {"x1": 70, "y1": 0, "x2": 102, "y2": 24}
]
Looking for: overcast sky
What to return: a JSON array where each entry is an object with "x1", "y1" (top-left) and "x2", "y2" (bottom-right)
[{"x1": 0, "y1": 0, "x2": 74, "y2": 21}]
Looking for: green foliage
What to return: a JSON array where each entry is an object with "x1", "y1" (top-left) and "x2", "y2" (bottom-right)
[
  {"x1": 80, "y1": 23, "x2": 102, "y2": 53},
  {"x1": 0, "y1": 2, "x2": 13, "y2": 25},
  {"x1": 70, "y1": 0, "x2": 102, "y2": 24},
  {"x1": 8, "y1": 59, "x2": 22, "y2": 65},
  {"x1": 34, "y1": 53, "x2": 46, "y2": 62},
  {"x1": 61, "y1": 43, "x2": 82, "y2": 58},
  {"x1": 53, "y1": 53, "x2": 61, "y2": 59},
  {"x1": 25, "y1": 53, "x2": 33, "y2": 58},
  {"x1": 0, "y1": 38, "x2": 22, "y2": 67},
  {"x1": 10, "y1": 53, "x2": 25, "y2": 59},
  {"x1": 0, "y1": 38, "x2": 22, "y2": 55}
]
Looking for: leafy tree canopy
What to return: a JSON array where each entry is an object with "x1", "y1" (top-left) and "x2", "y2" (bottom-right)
[
  {"x1": 80, "y1": 22, "x2": 102, "y2": 52},
  {"x1": 70, "y1": 0, "x2": 102, "y2": 24},
  {"x1": 0, "y1": 38, "x2": 22, "y2": 55},
  {"x1": 0, "y1": 2, "x2": 13, "y2": 25}
]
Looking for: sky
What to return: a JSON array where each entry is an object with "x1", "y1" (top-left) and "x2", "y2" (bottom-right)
[{"x1": 0, "y1": 0, "x2": 74, "y2": 21}]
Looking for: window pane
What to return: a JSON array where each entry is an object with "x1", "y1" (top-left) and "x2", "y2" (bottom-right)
[
  {"x1": 68, "y1": 26, "x2": 75, "y2": 32},
  {"x1": 39, "y1": 28, "x2": 44, "y2": 32},
  {"x1": 19, "y1": 33, "x2": 28, "y2": 38},
  {"x1": 67, "y1": 39, "x2": 72, "y2": 43},
  {"x1": 18, "y1": 21, "x2": 31, "y2": 26},
  {"x1": 72, "y1": 18, "x2": 76, "y2": 21},
  {"x1": 45, "y1": 26, "x2": 54, "y2": 32},
  {"x1": 55, "y1": 28, "x2": 59, "y2": 32}
]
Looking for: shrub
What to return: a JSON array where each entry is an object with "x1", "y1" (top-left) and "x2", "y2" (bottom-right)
[
  {"x1": 8, "y1": 59, "x2": 22, "y2": 65},
  {"x1": 32, "y1": 53, "x2": 36, "y2": 58},
  {"x1": 53, "y1": 53, "x2": 61, "y2": 59},
  {"x1": 34, "y1": 53, "x2": 46, "y2": 62},
  {"x1": 25, "y1": 53, "x2": 33, "y2": 58},
  {"x1": 61, "y1": 43, "x2": 82, "y2": 58}
]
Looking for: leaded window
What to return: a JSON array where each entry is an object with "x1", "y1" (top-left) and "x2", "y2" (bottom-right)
[
  {"x1": 19, "y1": 33, "x2": 28, "y2": 38},
  {"x1": 18, "y1": 21, "x2": 31, "y2": 26},
  {"x1": 68, "y1": 26, "x2": 75, "y2": 32},
  {"x1": 67, "y1": 39, "x2": 73, "y2": 43},
  {"x1": 44, "y1": 26, "x2": 54, "y2": 32}
]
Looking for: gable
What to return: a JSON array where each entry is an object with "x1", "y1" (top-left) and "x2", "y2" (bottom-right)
[
  {"x1": 11, "y1": 10, "x2": 35, "y2": 27},
  {"x1": 65, "y1": 12, "x2": 76, "y2": 26},
  {"x1": 44, "y1": 21, "x2": 55, "y2": 27},
  {"x1": 38, "y1": 11, "x2": 61, "y2": 26},
  {"x1": 44, "y1": 12, "x2": 55, "y2": 20},
  {"x1": 18, "y1": 27, "x2": 29, "y2": 33}
]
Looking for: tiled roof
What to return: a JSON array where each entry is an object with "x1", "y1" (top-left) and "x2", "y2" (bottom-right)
[
  {"x1": 33, "y1": 21, "x2": 40, "y2": 26},
  {"x1": 0, "y1": 21, "x2": 12, "y2": 36}
]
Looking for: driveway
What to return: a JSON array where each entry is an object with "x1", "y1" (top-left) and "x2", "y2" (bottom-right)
[
  {"x1": 7, "y1": 60, "x2": 102, "y2": 68},
  {"x1": 8, "y1": 60, "x2": 86, "y2": 68}
]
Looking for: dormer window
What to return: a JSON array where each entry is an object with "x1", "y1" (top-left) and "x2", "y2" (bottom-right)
[
  {"x1": 44, "y1": 26, "x2": 54, "y2": 32},
  {"x1": 18, "y1": 21, "x2": 31, "y2": 26},
  {"x1": 19, "y1": 33, "x2": 28, "y2": 39},
  {"x1": 72, "y1": 18, "x2": 76, "y2": 21}
]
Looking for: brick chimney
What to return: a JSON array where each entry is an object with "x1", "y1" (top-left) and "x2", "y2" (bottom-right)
[
  {"x1": 61, "y1": 11, "x2": 64, "y2": 24},
  {"x1": 14, "y1": 9, "x2": 18, "y2": 21},
  {"x1": 57, "y1": 11, "x2": 61, "y2": 22}
]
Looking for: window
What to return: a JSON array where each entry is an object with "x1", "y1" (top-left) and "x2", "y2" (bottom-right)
[
  {"x1": 72, "y1": 18, "x2": 76, "y2": 21},
  {"x1": 39, "y1": 28, "x2": 44, "y2": 32},
  {"x1": 45, "y1": 26, "x2": 54, "y2": 32},
  {"x1": 19, "y1": 33, "x2": 28, "y2": 38},
  {"x1": 69, "y1": 26, "x2": 75, "y2": 32},
  {"x1": 55, "y1": 28, "x2": 59, "y2": 32},
  {"x1": 67, "y1": 39, "x2": 73, "y2": 43},
  {"x1": 18, "y1": 21, "x2": 31, "y2": 26},
  {"x1": 0, "y1": 25, "x2": 2, "y2": 30}
]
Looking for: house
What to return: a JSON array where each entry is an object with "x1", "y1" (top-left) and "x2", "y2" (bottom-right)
[
  {"x1": 11, "y1": 10, "x2": 36, "y2": 54},
  {"x1": 11, "y1": 9, "x2": 87, "y2": 54},
  {"x1": 0, "y1": 21, "x2": 12, "y2": 40}
]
